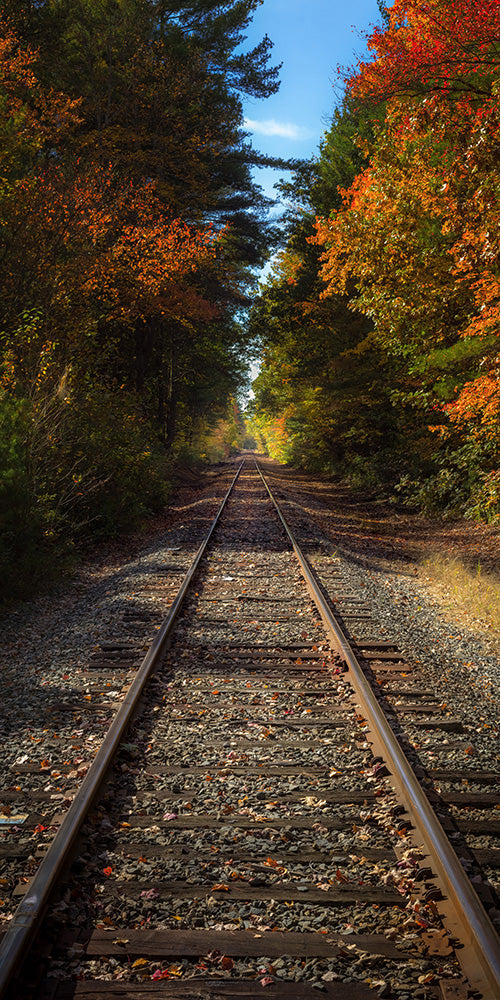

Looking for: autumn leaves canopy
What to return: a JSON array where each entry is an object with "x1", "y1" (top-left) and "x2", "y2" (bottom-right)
[
  {"x1": 0, "y1": 0, "x2": 279, "y2": 597},
  {"x1": 251, "y1": 0, "x2": 500, "y2": 520},
  {"x1": 3, "y1": 0, "x2": 500, "y2": 603}
]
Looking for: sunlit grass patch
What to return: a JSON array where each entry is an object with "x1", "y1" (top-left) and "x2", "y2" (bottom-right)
[{"x1": 421, "y1": 554, "x2": 500, "y2": 640}]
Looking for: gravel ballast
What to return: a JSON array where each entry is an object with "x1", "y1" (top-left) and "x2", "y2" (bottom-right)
[{"x1": 1, "y1": 458, "x2": 498, "y2": 998}]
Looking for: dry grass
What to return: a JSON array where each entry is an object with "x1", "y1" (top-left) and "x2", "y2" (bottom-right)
[{"x1": 421, "y1": 553, "x2": 500, "y2": 640}]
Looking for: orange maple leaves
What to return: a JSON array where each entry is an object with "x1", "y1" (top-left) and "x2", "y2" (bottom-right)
[
  {"x1": 79, "y1": 171, "x2": 220, "y2": 325},
  {"x1": 0, "y1": 18, "x2": 80, "y2": 173}
]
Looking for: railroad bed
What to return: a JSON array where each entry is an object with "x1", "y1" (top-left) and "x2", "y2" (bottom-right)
[{"x1": 0, "y1": 459, "x2": 499, "y2": 999}]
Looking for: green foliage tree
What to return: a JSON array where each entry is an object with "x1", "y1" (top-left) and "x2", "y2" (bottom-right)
[{"x1": 250, "y1": 97, "x2": 419, "y2": 486}]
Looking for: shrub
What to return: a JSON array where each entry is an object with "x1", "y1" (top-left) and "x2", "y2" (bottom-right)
[{"x1": 0, "y1": 379, "x2": 171, "y2": 603}]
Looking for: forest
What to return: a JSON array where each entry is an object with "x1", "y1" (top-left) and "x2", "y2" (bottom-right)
[
  {"x1": 0, "y1": 0, "x2": 280, "y2": 598},
  {"x1": 249, "y1": 0, "x2": 500, "y2": 524},
  {"x1": 2, "y1": 0, "x2": 500, "y2": 602}
]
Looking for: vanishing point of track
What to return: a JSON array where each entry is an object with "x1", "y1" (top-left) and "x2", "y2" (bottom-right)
[{"x1": 0, "y1": 458, "x2": 499, "y2": 999}]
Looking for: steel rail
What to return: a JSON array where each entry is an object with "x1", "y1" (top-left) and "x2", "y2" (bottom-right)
[
  {"x1": 255, "y1": 459, "x2": 500, "y2": 1000},
  {"x1": 0, "y1": 459, "x2": 245, "y2": 998}
]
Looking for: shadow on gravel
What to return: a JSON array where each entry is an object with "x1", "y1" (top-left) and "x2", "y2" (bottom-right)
[{"x1": 261, "y1": 459, "x2": 500, "y2": 578}]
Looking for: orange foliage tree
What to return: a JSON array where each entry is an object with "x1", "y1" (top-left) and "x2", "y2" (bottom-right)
[
  {"x1": 0, "y1": 19, "x2": 232, "y2": 592},
  {"x1": 308, "y1": 0, "x2": 500, "y2": 515}
]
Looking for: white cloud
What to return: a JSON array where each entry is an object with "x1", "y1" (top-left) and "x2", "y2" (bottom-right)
[{"x1": 244, "y1": 117, "x2": 314, "y2": 140}]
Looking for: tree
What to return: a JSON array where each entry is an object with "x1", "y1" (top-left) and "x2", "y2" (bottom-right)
[
  {"x1": 345, "y1": 0, "x2": 500, "y2": 104},
  {"x1": 309, "y1": 0, "x2": 500, "y2": 514},
  {"x1": 5, "y1": 0, "x2": 282, "y2": 439},
  {"x1": 251, "y1": 0, "x2": 500, "y2": 517},
  {"x1": 0, "y1": 2, "x2": 283, "y2": 595}
]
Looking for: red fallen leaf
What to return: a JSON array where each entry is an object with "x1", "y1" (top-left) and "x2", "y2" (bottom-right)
[
  {"x1": 151, "y1": 969, "x2": 171, "y2": 980},
  {"x1": 221, "y1": 956, "x2": 234, "y2": 970},
  {"x1": 102, "y1": 867, "x2": 113, "y2": 876},
  {"x1": 260, "y1": 977, "x2": 275, "y2": 987},
  {"x1": 211, "y1": 884, "x2": 230, "y2": 892},
  {"x1": 34, "y1": 824, "x2": 46, "y2": 833}
]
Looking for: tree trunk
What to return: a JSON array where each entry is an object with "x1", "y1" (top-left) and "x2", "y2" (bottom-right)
[{"x1": 165, "y1": 340, "x2": 177, "y2": 449}]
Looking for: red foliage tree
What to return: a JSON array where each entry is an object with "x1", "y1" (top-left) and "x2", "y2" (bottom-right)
[{"x1": 346, "y1": 0, "x2": 500, "y2": 103}]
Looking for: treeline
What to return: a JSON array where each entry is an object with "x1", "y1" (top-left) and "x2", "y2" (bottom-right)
[
  {"x1": 249, "y1": 0, "x2": 500, "y2": 522},
  {"x1": 0, "y1": 0, "x2": 279, "y2": 598}
]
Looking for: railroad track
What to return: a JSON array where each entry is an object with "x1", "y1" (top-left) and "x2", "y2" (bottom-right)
[{"x1": 0, "y1": 458, "x2": 499, "y2": 999}]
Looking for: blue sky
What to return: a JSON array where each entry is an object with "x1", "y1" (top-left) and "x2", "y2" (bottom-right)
[{"x1": 242, "y1": 0, "x2": 382, "y2": 202}]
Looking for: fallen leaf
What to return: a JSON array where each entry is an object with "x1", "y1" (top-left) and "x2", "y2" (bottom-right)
[{"x1": 167, "y1": 965, "x2": 183, "y2": 976}]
